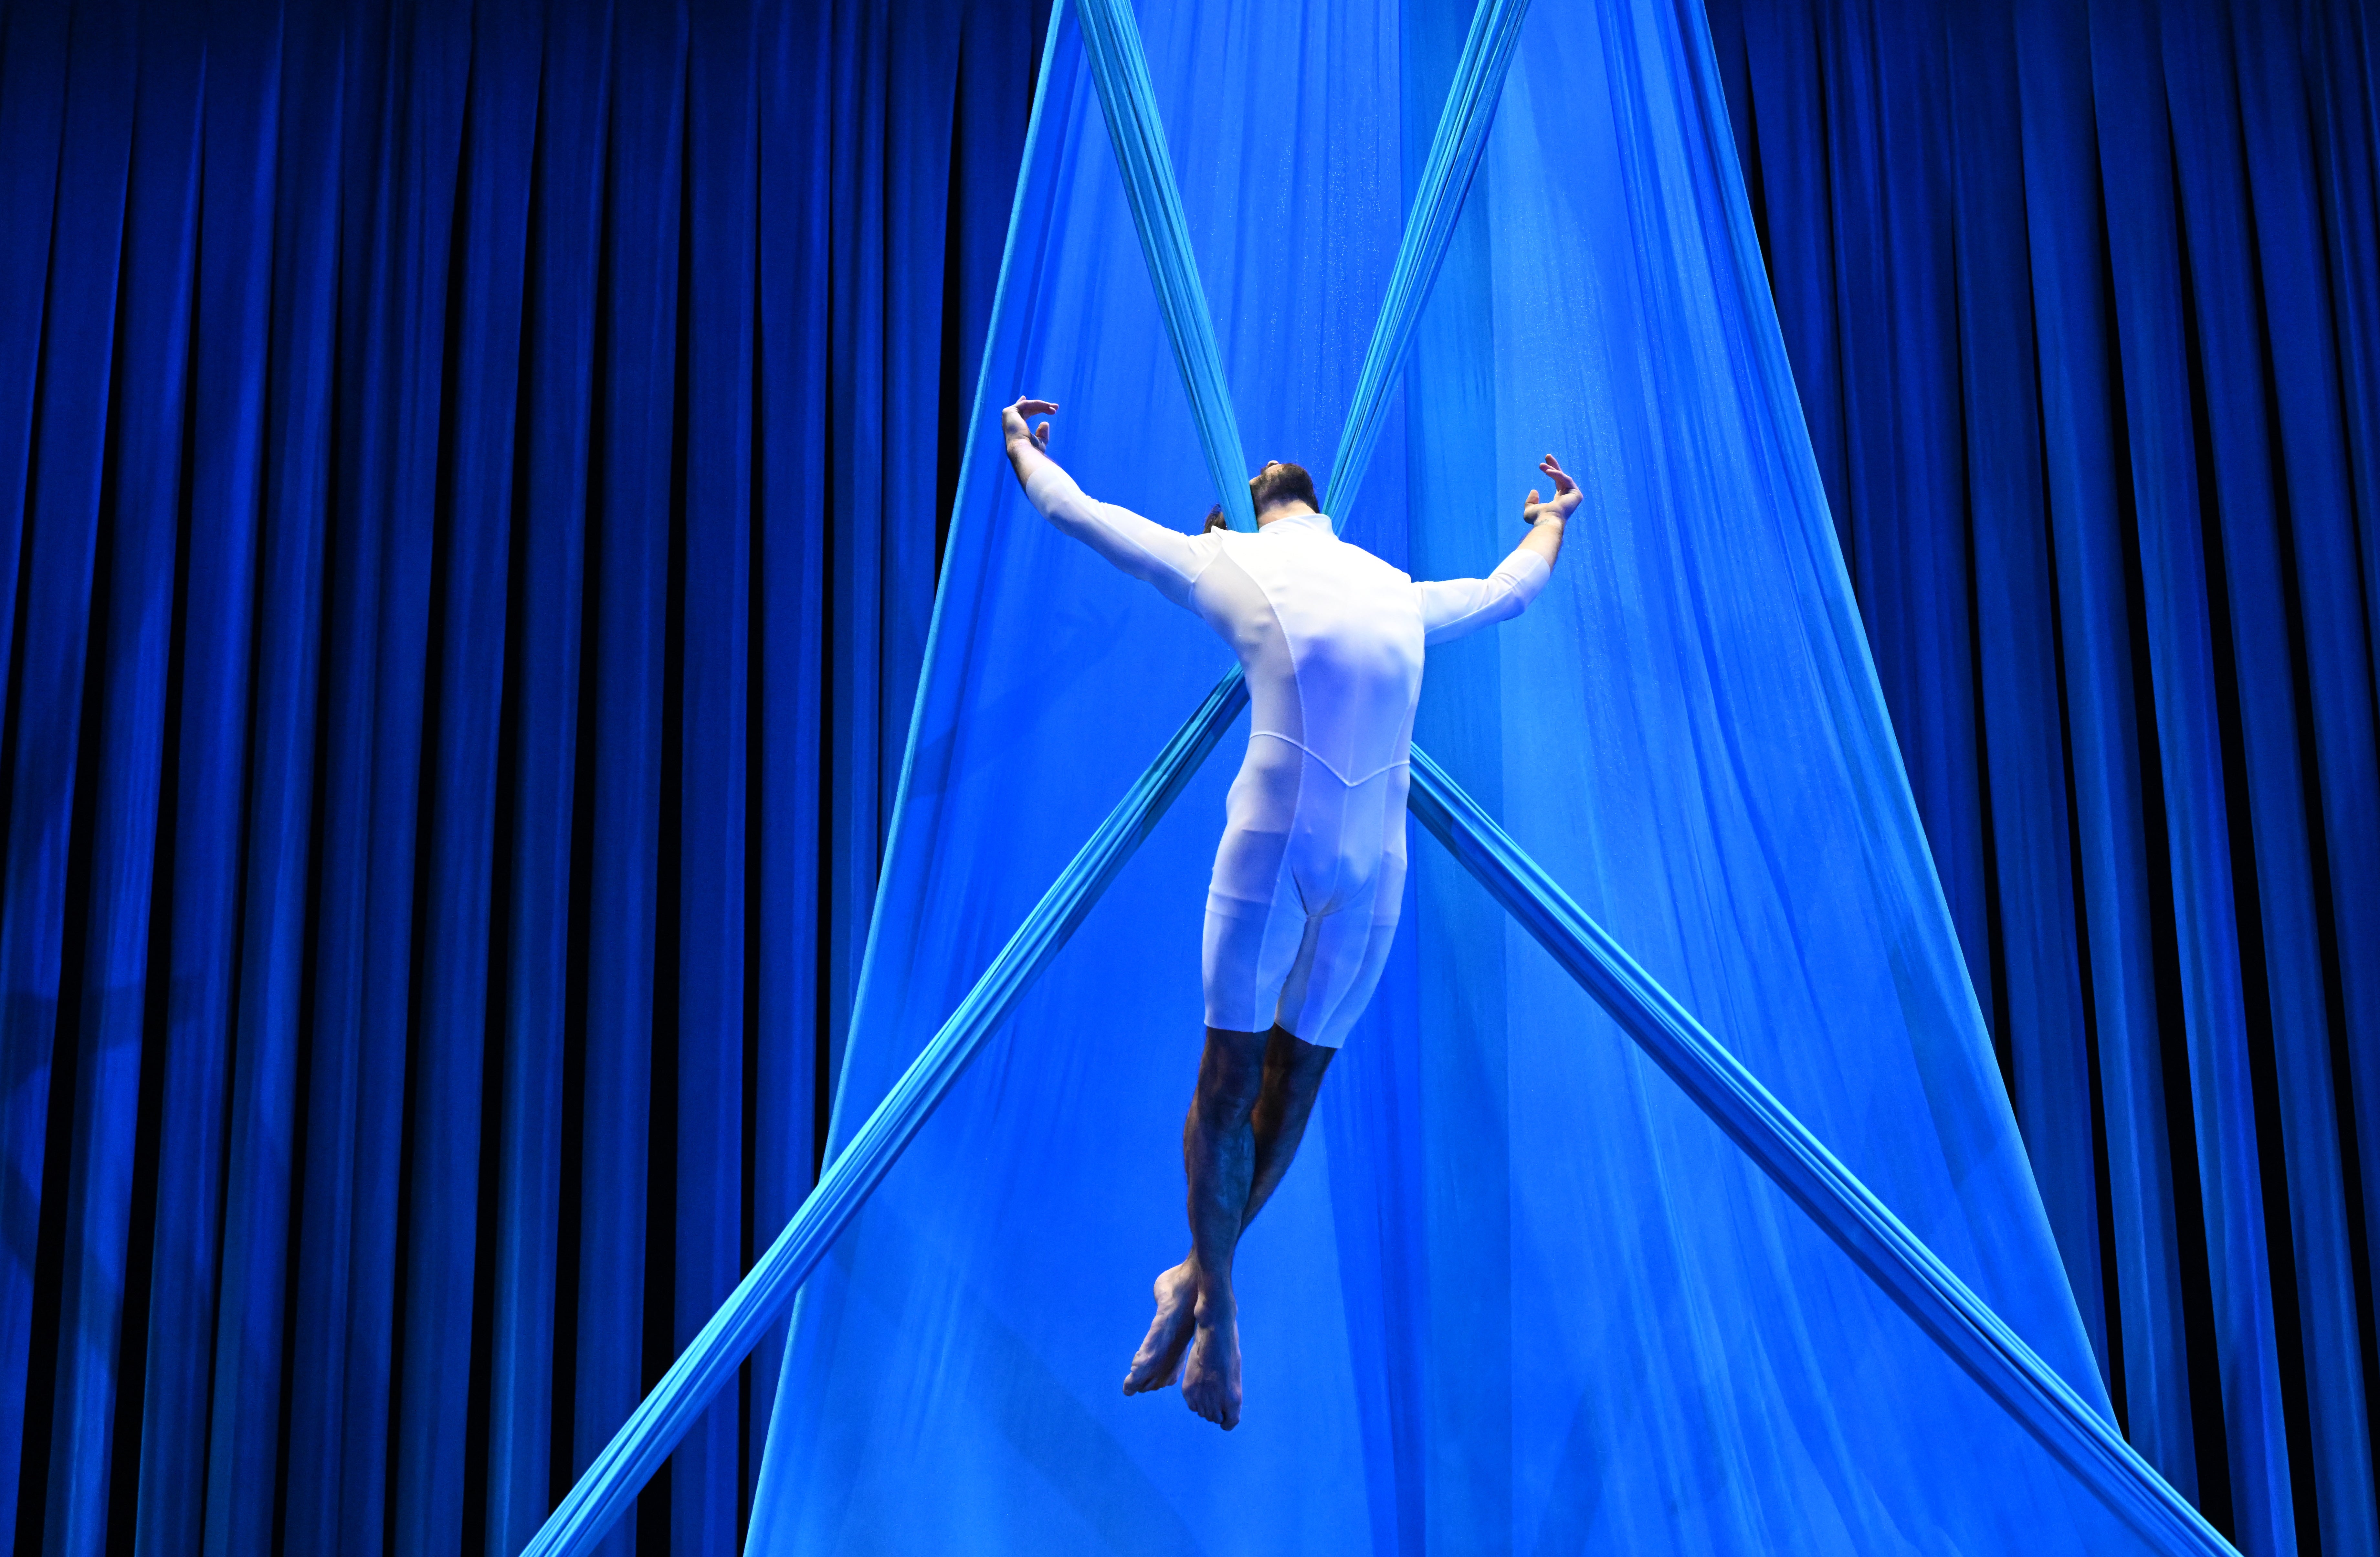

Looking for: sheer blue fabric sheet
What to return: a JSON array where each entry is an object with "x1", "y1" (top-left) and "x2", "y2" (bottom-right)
[{"x1": 748, "y1": 0, "x2": 2159, "y2": 1550}]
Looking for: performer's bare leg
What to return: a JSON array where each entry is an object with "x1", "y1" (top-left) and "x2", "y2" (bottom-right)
[{"x1": 1122, "y1": 1024, "x2": 1335, "y2": 1428}]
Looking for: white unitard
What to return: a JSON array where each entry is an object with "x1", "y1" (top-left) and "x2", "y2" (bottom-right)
[{"x1": 1027, "y1": 465, "x2": 1549, "y2": 1047}]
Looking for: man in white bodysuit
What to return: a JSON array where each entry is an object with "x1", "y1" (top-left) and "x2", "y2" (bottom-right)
[{"x1": 1000, "y1": 395, "x2": 1578, "y2": 1429}]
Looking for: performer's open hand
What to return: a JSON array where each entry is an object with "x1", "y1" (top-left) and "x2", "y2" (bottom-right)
[
  {"x1": 1002, "y1": 396, "x2": 1057, "y2": 452},
  {"x1": 1521, "y1": 453, "x2": 1582, "y2": 525}
]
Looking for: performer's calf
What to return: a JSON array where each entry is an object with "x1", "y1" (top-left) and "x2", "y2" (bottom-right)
[
  {"x1": 1249, "y1": 1025, "x2": 1334, "y2": 1218},
  {"x1": 1124, "y1": 1024, "x2": 1334, "y2": 1429}
]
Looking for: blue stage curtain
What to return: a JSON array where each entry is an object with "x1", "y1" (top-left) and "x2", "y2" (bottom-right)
[
  {"x1": 1705, "y1": 1, "x2": 2380, "y2": 1552},
  {"x1": 2, "y1": 0, "x2": 2375, "y2": 1553},
  {"x1": 0, "y1": 2, "x2": 1047, "y2": 1554}
]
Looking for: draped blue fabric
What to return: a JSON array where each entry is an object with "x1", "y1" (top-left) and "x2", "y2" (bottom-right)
[
  {"x1": 1705, "y1": 2, "x2": 2380, "y2": 1551},
  {"x1": 742, "y1": 0, "x2": 2185, "y2": 1549},
  {"x1": 532, "y1": 0, "x2": 2210, "y2": 1543},
  {"x1": 518, "y1": 9, "x2": 1555, "y2": 1548}
]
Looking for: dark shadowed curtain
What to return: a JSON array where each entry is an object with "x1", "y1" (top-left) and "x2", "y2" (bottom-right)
[
  {"x1": 1705, "y1": 1, "x2": 2380, "y2": 1553},
  {"x1": 0, "y1": 2, "x2": 1046, "y2": 1555}
]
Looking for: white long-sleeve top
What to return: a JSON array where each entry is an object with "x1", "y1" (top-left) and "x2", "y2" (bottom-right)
[{"x1": 1026, "y1": 463, "x2": 1548, "y2": 789}]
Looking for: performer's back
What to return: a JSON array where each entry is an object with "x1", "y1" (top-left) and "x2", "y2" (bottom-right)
[{"x1": 1024, "y1": 467, "x2": 1543, "y2": 1045}]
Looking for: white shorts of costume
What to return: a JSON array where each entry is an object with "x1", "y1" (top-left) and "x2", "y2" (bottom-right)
[{"x1": 1201, "y1": 732, "x2": 1412, "y2": 1046}]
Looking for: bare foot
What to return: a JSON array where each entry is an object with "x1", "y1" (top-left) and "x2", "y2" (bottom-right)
[
  {"x1": 1179, "y1": 1293, "x2": 1241, "y2": 1430},
  {"x1": 1122, "y1": 1260, "x2": 1199, "y2": 1393}
]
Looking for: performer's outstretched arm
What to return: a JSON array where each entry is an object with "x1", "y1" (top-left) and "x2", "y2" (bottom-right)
[
  {"x1": 1416, "y1": 452, "x2": 1583, "y2": 643},
  {"x1": 999, "y1": 394, "x2": 1211, "y2": 605}
]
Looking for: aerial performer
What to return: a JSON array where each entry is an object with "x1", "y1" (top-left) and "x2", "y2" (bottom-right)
[{"x1": 999, "y1": 394, "x2": 1578, "y2": 1431}]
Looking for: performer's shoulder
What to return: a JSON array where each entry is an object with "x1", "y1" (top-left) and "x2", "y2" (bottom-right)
[{"x1": 1337, "y1": 537, "x2": 1412, "y2": 586}]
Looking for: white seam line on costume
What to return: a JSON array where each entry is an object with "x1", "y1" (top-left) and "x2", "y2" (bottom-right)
[{"x1": 1247, "y1": 730, "x2": 1411, "y2": 788}]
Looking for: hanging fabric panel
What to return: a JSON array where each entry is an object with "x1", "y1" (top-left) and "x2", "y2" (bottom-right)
[
  {"x1": 752, "y1": 0, "x2": 1411, "y2": 1542},
  {"x1": 1400, "y1": 749, "x2": 2223, "y2": 1554},
  {"x1": 1323, "y1": 0, "x2": 1534, "y2": 524},
  {"x1": 519, "y1": 3, "x2": 1544, "y2": 1545},
  {"x1": 1072, "y1": 0, "x2": 1260, "y2": 531},
  {"x1": 734, "y1": 0, "x2": 2180, "y2": 1551},
  {"x1": 535, "y1": 0, "x2": 2202, "y2": 1533}
]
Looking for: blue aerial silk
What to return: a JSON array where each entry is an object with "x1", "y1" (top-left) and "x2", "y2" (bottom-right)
[
  {"x1": 524, "y1": 0, "x2": 2214, "y2": 1518},
  {"x1": 521, "y1": 6, "x2": 1537, "y2": 1547},
  {"x1": 734, "y1": 0, "x2": 2196, "y2": 1550}
]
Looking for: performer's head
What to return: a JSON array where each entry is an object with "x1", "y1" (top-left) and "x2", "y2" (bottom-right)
[{"x1": 1247, "y1": 460, "x2": 1321, "y2": 522}]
